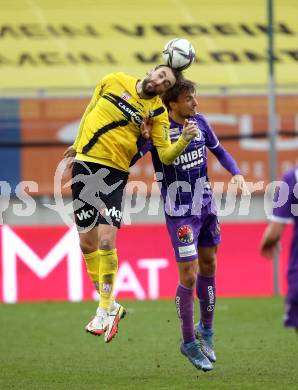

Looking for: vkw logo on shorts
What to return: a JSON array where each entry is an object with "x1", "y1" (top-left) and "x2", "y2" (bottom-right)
[
  {"x1": 76, "y1": 209, "x2": 94, "y2": 221},
  {"x1": 104, "y1": 206, "x2": 122, "y2": 222},
  {"x1": 177, "y1": 225, "x2": 193, "y2": 244}
]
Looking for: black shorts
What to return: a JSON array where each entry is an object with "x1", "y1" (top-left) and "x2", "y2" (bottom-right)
[{"x1": 71, "y1": 160, "x2": 128, "y2": 230}]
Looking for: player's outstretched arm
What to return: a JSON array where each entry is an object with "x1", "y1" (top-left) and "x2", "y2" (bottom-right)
[
  {"x1": 154, "y1": 119, "x2": 196, "y2": 165},
  {"x1": 230, "y1": 174, "x2": 250, "y2": 195},
  {"x1": 209, "y1": 143, "x2": 250, "y2": 195},
  {"x1": 260, "y1": 221, "x2": 285, "y2": 258}
]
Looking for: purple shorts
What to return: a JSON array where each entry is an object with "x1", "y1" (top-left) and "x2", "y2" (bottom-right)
[{"x1": 165, "y1": 204, "x2": 221, "y2": 262}]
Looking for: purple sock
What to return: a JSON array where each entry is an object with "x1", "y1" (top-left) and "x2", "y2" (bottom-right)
[
  {"x1": 175, "y1": 284, "x2": 195, "y2": 344},
  {"x1": 196, "y1": 274, "x2": 216, "y2": 329}
]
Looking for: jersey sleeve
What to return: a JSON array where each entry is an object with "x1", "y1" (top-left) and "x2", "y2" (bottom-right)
[
  {"x1": 201, "y1": 116, "x2": 219, "y2": 149},
  {"x1": 270, "y1": 170, "x2": 295, "y2": 223},
  {"x1": 150, "y1": 107, "x2": 171, "y2": 148},
  {"x1": 73, "y1": 75, "x2": 111, "y2": 150},
  {"x1": 210, "y1": 144, "x2": 241, "y2": 176},
  {"x1": 150, "y1": 108, "x2": 189, "y2": 165}
]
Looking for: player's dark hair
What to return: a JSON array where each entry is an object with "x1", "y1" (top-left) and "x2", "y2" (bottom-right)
[{"x1": 162, "y1": 79, "x2": 197, "y2": 110}]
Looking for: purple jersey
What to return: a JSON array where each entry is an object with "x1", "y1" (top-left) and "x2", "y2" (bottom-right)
[
  {"x1": 271, "y1": 166, "x2": 298, "y2": 328},
  {"x1": 271, "y1": 166, "x2": 298, "y2": 283},
  {"x1": 132, "y1": 112, "x2": 240, "y2": 217},
  {"x1": 271, "y1": 166, "x2": 298, "y2": 223},
  {"x1": 151, "y1": 113, "x2": 219, "y2": 216}
]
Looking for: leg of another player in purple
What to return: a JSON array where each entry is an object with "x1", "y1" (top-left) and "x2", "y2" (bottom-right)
[
  {"x1": 175, "y1": 284, "x2": 196, "y2": 343},
  {"x1": 284, "y1": 262, "x2": 298, "y2": 328}
]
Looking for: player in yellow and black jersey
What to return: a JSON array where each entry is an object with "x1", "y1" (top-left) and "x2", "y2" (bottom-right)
[
  {"x1": 64, "y1": 65, "x2": 199, "y2": 343},
  {"x1": 74, "y1": 69, "x2": 193, "y2": 171}
]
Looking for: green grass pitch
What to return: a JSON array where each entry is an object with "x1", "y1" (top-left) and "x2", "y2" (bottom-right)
[{"x1": 0, "y1": 298, "x2": 297, "y2": 390}]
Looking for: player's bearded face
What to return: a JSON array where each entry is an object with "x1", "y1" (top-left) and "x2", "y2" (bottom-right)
[
  {"x1": 141, "y1": 67, "x2": 176, "y2": 96},
  {"x1": 141, "y1": 76, "x2": 158, "y2": 97}
]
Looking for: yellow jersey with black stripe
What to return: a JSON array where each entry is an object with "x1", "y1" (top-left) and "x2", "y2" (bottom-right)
[{"x1": 74, "y1": 72, "x2": 189, "y2": 172}]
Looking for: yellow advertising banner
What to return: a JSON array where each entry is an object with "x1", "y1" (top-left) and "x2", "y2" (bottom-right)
[{"x1": 0, "y1": 0, "x2": 297, "y2": 89}]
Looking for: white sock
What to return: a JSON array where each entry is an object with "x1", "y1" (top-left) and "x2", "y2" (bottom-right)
[{"x1": 96, "y1": 307, "x2": 108, "y2": 317}]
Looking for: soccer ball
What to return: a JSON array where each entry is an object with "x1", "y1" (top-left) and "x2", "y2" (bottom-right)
[{"x1": 162, "y1": 38, "x2": 196, "y2": 71}]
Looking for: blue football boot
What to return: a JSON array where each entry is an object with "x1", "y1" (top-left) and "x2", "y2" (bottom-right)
[
  {"x1": 195, "y1": 321, "x2": 217, "y2": 363},
  {"x1": 180, "y1": 340, "x2": 213, "y2": 371}
]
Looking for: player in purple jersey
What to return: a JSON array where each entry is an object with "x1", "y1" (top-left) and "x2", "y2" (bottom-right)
[
  {"x1": 134, "y1": 79, "x2": 250, "y2": 370},
  {"x1": 260, "y1": 166, "x2": 298, "y2": 336}
]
